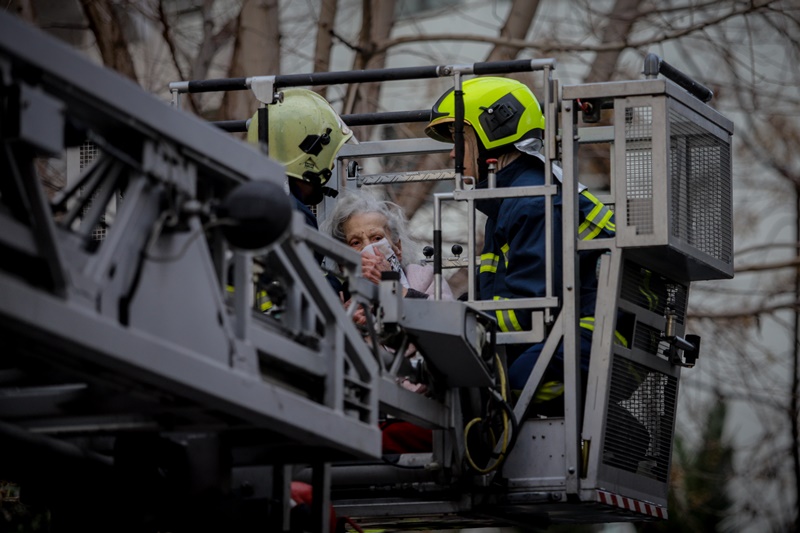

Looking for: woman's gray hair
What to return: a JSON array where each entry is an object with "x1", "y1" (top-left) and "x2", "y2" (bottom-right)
[{"x1": 321, "y1": 189, "x2": 420, "y2": 267}]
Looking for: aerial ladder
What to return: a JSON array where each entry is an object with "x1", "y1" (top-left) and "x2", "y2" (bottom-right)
[{"x1": 0, "y1": 11, "x2": 733, "y2": 533}]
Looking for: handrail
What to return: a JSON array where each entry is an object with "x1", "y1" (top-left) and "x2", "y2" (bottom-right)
[
  {"x1": 643, "y1": 52, "x2": 713, "y2": 103},
  {"x1": 169, "y1": 58, "x2": 557, "y2": 95},
  {"x1": 211, "y1": 109, "x2": 432, "y2": 133}
]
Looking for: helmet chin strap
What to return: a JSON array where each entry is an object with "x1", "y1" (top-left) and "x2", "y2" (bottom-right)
[
  {"x1": 453, "y1": 73, "x2": 466, "y2": 188},
  {"x1": 295, "y1": 183, "x2": 338, "y2": 205},
  {"x1": 289, "y1": 178, "x2": 326, "y2": 206}
]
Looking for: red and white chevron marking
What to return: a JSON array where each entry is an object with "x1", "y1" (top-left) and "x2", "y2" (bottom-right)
[{"x1": 596, "y1": 490, "x2": 668, "y2": 519}]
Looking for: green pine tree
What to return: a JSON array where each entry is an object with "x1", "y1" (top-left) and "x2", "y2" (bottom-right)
[{"x1": 639, "y1": 397, "x2": 734, "y2": 533}]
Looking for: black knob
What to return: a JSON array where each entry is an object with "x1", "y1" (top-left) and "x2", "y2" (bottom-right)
[
  {"x1": 451, "y1": 244, "x2": 463, "y2": 256},
  {"x1": 219, "y1": 181, "x2": 292, "y2": 250},
  {"x1": 423, "y1": 246, "x2": 434, "y2": 258}
]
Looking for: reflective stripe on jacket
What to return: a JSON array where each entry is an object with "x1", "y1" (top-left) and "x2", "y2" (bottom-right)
[
  {"x1": 226, "y1": 285, "x2": 274, "y2": 313},
  {"x1": 477, "y1": 154, "x2": 615, "y2": 333}
]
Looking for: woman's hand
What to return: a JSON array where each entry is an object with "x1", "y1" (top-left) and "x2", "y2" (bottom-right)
[{"x1": 360, "y1": 249, "x2": 392, "y2": 285}]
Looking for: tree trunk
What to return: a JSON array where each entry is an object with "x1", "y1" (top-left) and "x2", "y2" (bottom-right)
[
  {"x1": 583, "y1": 0, "x2": 641, "y2": 83},
  {"x1": 793, "y1": 185, "x2": 800, "y2": 532},
  {"x1": 79, "y1": 0, "x2": 138, "y2": 82},
  {"x1": 219, "y1": 0, "x2": 280, "y2": 122},
  {"x1": 7, "y1": 0, "x2": 36, "y2": 22},
  {"x1": 578, "y1": 0, "x2": 643, "y2": 188},
  {"x1": 342, "y1": 0, "x2": 396, "y2": 120},
  {"x1": 313, "y1": 0, "x2": 338, "y2": 99},
  {"x1": 190, "y1": 0, "x2": 237, "y2": 82},
  {"x1": 395, "y1": 0, "x2": 539, "y2": 215},
  {"x1": 485, "y1": 0, "x2": 539, "y2": 62}
]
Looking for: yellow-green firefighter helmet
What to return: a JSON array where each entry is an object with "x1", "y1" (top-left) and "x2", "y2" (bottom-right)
[
  {"x1": 425, "y1": 77, "x2": 545, "y2": 150},
  {"x1": 247, "y1": 88, "x2": 352, "y2": 186}
]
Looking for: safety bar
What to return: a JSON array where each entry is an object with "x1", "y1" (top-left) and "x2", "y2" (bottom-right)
[
  {"x1": 211, "y1": 109, "x2": 431, "y2": 133},
  {"x1": 643, "y1": 52, "x2": 713, "y2": 103},
  {"x1": 169, "y1": 59, "x2": 556, "y2": 95}
]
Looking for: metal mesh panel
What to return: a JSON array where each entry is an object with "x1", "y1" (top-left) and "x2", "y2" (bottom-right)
[
  {"x1": 624, "y1": 106, "x2": 654, "y2": 235},
  {"x1": 77, "y1": 141, "x2": 122, "y2": 243},
  {"x1": 619, "y1": 261, "x2": 688, "y2": 322},
  {"x1": 78, "y1": 142, "x2": 108, "y2": 241},
  {"x1": 668, "y1": 107, "x2": 733, "y2": 263},
  {"x1": 632, "y1": 322, "x2": 665, "y2": 356},
  {"x1": 603, "y1": 357, "x2": 676, "y2": 483},
  {"x1": 79, "y1": 141, "x2": 99, "y2": 170},
  {"x1": 90, "y1": 216, "x2": 107, "y2": 241}
]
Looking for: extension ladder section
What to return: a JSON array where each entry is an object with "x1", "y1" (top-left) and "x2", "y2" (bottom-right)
[{"x1": 0, "y1": 10, "x2": 734, "y2": 531}]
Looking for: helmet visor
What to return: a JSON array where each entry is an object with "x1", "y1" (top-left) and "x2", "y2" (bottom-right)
[{"x1": 425, "y1": 116, "x2": 461, "y2": 144}]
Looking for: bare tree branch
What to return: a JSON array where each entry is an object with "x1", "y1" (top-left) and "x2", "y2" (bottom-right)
[
  {"x1": 79, "y1": 0, "x2": 138, "y2": 82},
  {"x1": 372, "y1": 0, "x2": 779, "y2": 57},
  {"x1": 189, "y1": 0, "x2": 236, "y2": 82},
  {"x1": 690, "y1": 301, "x2": 800, "y2": 320},
  {"x1": 220, "y1": 0, "x2": 280, "y2": 123},
  {"x1": 583, "y1": 0, "x2": 640, "y2": 83},
  {"x1": 736, "y1": 241, "x2": 800, "y2": 256},
  {"x1": 313, "y1": 0, "x2": 338, "y2": 99},
  {"x1": 342, "y1": 0, "x2": 396, "y2": 119},
  {"x1": 736, "y1": 256, "x2": 800, "y2": 273},
  {"x1": 156, "y1": 0, "x2": 200, "y2": 115},
  {"x1": 7, "y1": 0, "x2": 36, "y2": 22},
  {"x1": 484, "y1": 0, "x2": 539, "y2": 62}
]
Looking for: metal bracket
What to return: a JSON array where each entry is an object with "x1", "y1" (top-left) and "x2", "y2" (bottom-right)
[
  {"x1": 10, "y1": 83, "x2": 65, "y2": 156},
  {"x1": 248, "y1": 76, "x2": 279, "y2": 105},
  {"x1": 663, "y1": 310, "x2": 700, "y2": 367},
  {"x1": 142, "y1": 140, "x2": 197, "y2": 197}
]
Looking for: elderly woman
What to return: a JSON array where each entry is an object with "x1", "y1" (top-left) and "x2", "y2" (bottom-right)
[
  {"x1": 322, "y1": 189, "x2": 454, "y2": 301},
  {"x1": 322, "y1": 189, "x2": 454, "y2": 455}
]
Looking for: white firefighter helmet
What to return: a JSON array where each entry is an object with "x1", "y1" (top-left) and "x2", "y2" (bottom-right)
[{"x1": 247, "y1": 88, "x2": 352, "y2": 186}]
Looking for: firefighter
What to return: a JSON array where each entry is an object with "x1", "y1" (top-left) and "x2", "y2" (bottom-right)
[
  {"x1": 247, "y1": 87, "x2": 353, "y2": 229},
  {"x1": 425, "y1": 76, "x2": 618, "y2": 415},
  {"x1": 244, "y1": 88, "x2": 353, "y2": 311}
]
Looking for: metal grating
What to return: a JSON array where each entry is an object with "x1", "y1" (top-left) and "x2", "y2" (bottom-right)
[
  {"x1": 78, "y1": 141, "x2": 108, "y2": 242},
  {"x1": 603, "y1": 357, "x2": 676, "y2": 483},
  {"x1": 79, "y1": 140, "x2": 99, "y2": 171},
  {"x1": 624, "y1": 106, "x2": 654, "y2": 235},
  {"x1": 668, "y1": 107, "x2": 733, "y2": 263},
  {"x1": 619, "y1": 261, "x2": 688, "y2": 322},
  {"x1": 632, "y1": 322, "x2": 665, "y2": 357}
]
